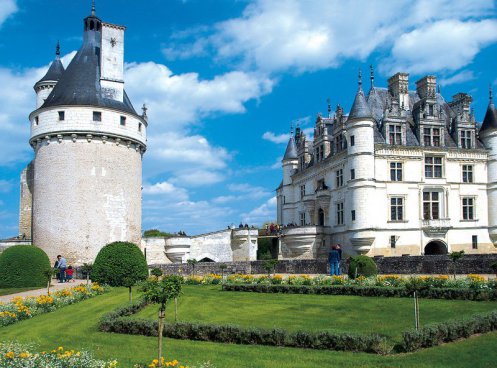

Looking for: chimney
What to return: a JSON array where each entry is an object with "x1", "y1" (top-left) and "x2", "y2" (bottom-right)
[
  {"x1": 416, "y1": 75, "x2": 437, "y2": 100},
  {"x1": 388, "y1": 72, "x2": 409, "y2": 110}
]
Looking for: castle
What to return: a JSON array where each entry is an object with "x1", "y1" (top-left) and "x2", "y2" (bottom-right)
[
  {"x1": 17, "y1": 6, "x2": 147, "y2": 264},
  {"x1": 277, "y1": 69, "x2": 497, "y2": 259}
]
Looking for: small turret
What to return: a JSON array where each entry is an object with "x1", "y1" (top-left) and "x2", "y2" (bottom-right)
[
  {"x1": 34, "y1": 42, "x2": 65, "y2": 108},
  {"x1": 348, "y1": 71, "x2": 373, "y2": 122},
  {"x1": 480, "y1": 86, "x2": 497, "y2": 133}
]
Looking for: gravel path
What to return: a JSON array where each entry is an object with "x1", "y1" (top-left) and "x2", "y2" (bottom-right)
[{"x1": 0, "y1": 279, "x2": 86, "y2": 303}]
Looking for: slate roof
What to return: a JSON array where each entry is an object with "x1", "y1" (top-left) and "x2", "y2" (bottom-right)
[
  {"x1": 39, "y1": 14, "x2": 138, "y2": 117},
  {"x1": 35, "y1": 55, "x2": 64, "y2": 87},
  {"x1": 480, "y1": 97, "x2": 497, "y2": 132},
  {"x1": 348, "y1": 86, "x2": 373, "y2": 121},
  {"x1": 283, "y1": 136, "x2": 298, "y2": 160}
]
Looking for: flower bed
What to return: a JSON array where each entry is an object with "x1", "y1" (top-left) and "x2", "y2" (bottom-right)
[
  {"x1": 0, "y1": 284, "x2": 107, "y2": 327},
  {"x1": 0, "y1": 342, "x2": 117, "y2": 368}
]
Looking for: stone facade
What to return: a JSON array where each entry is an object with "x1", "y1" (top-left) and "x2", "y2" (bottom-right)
[
  {"x1": 142, "y1": 229, "x2": 259, "y2": 265},
  {"x1": 277, "y1": 72, "x2": 497, "y2": 259},
  {"x1": 19, "y1": 162, "x2": 34, "y2": 239}
]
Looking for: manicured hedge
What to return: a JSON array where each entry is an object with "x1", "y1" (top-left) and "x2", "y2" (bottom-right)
[
  {"x1": 99, "y1": 299, "x2": 387, "y2": 353},
  {"x1": 221, "y1": 284, "x2": 497, "y2": 301},
  {"x1": 0, "y1": 245, "x2": 50, "y2": 288},
  {"x1": 348, "y1": 255, "x2": 378, "y2": 279},
  {"x1": 401, "y1": 311, "x2": 497, "y2": 352},
  {"x1": 92, "y1": 242, "x2": 148, "y2": 287}
]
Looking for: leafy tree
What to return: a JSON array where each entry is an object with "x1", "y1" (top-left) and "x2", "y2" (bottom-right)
[
  {"x1": 348, "y1": 256, "x2": 377, "y2": 279},
  {"x1": 263, "y1": 259, "x2": 279, "y2": 276},
  {"x1": 141, "y1": 275, "x2": 183, "y2": 368},
  {"x1": 80, "y1": 263, "x2": 93, "y2": 285},
  {"x1": 43, "y1": 268, "x2": 58, "y2": 295},
  {"x1": 92, "y1": 242, "x2": 148, "y2": 292},
  {"x1": 405, "y1": 277, "x2": 431, "y2": 330},
  {"x1": 151, "y1": 268, "x2": 163, "y2": 277},
  {"x1": 448, "y1": 251, "x2": 465, "y2": 279},
  {"x1": 219, "y1": 264, "x2": 227, "y2": 280},
  {"x1": 187, "y1": 258, "x2": 198, "y2": 276},
  {"x1": 143, "y1": 229, "x2": 175, "y2": 238}
]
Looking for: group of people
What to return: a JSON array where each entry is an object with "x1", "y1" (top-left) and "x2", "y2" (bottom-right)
[
  {"x1": 328, "y1": 244, "x2": 342, "y2": 276},
  {"x1": 54, "y1": 255, "x2": 74, "y2": 283}
]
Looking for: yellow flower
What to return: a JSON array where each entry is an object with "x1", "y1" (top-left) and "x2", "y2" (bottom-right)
[{"x1": 5, "y1": 351, "x2": 14, "y2": 359}]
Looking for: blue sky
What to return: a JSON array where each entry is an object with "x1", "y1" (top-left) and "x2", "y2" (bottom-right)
[{"x1": 0, "y1": 0, "x2": 496, "y2": 238}]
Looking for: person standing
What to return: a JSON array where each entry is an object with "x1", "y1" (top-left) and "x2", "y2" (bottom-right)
[
  {"x1": 53, "y1": 258, "x2": 60, "y2": 282},
  {"x1": 56, "y1": 255, "x2": 67, "y2": 283},
  {"x1": 328, "y1": 245, "x2": 341, "y2": 276}
]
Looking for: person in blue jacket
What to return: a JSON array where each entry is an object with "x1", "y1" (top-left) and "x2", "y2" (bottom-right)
[{"x1": 328, "y1": 245, "x2": 341, "y2": 276}]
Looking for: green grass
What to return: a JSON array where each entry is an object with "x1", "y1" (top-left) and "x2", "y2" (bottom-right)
[
  {"x1": 133, "y1": 286, "x2": 497, "y2": 341},
  {"x1": 1, "y1": 287, "x2": 497, "y2": 367},
  {"x1": 0, "y1": 287, "x2": 43, "y2": 296}
]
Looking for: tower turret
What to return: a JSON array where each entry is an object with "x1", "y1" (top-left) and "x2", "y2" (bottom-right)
[
  {"x1": 34, "y1": 42, "x2": 65, "y2": 109},
  {"x1": 346, "y1": 71, "x2": 376, "y2": 254},
  {"x1": 278, "y1": 127, "x2": 298, "y2": 225},
  {"x1": 479, "y1": 86, "x2": 497, "y2": 246},
  {"x1": 27, "y1": 6, "x2": 147, "y2": 264}
]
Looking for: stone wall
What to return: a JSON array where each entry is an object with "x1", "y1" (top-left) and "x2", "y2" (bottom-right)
[
  {"x1": 150, "y1": 254, "x2": 497, "y2": 276},
  {"x1": 19, "y1": 161, "x2": 34, "y2": 239}
]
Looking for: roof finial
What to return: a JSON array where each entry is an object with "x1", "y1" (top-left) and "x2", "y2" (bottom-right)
[
  {"x1": 91, "y1": 0, "x2": 96, "y2": 16},
  {"x1": 358, "y1": 69, "x2": 362, "y2": 89},
  {"x1": 327, "y1": 98, "x2": 331, "y2": 118},
  {"x1": 55, "y1": 40, "x2": 60, "y2": 57},
  {"x1": 370, "y1": 65, "x2": 374, "y2": 89}
]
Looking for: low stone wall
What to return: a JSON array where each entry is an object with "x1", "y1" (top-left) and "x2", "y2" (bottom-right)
[{"x1": 150, "y1": 254, "x2": 497, "y2": 276}]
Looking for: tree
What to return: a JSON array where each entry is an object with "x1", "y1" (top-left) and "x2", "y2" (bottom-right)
[
  {"x1": 43, "y1": 268, "x2": 58, "y2": 295},
  {"x1": 80, "y1": 263, "x2": 93, "y2": 285},
  {"x1": 92, "y1": 242, "x2": 148, "y2": 296},
  {"x1": 151, "y1": 268, "x2": 163, "y2": 277},
  {"x1": 141, "y1": 275, "x2": 183, "y2": 368},
  {"x1": 263, "y1": 259, "x2": 279, "y2": 276},
  {"x1": 219, "y1": 264, "x2": 227, "y2": 280},
  {"x1": 448, "y1": 251, "x2": 465, "y2": 279},
  {"x1": 348, "y1": 255, "x2": 378, "y2": 279},
  {"x1": 187, "y1": 258, "x2": 198, "y2": 276},
  {"x1": 0, "y1": 245, "x2": 50, "y2": 288},
  {"x1": 405, "y1": 277, "x2": 430, "y2": 330}
]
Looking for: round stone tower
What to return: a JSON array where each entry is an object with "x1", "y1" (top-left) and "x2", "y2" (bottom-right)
[{"x1": 28, "y1": 7, "x2": 147, "y2": 264}]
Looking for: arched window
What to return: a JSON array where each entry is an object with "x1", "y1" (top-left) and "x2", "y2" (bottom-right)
[{"x1": 318, "y1": 208, "x2": 325, "y2": 226}]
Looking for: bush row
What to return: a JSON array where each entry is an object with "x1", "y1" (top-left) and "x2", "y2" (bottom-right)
[
  {"x1": 99, "y1": 300, "x2": 386, "y2": 354},
  {"x1": 401, "y1": 311, "x2": 497, "y2": 352},
  {"x1": 221, "y1": 284, "x2": 497, "y2": 301}
]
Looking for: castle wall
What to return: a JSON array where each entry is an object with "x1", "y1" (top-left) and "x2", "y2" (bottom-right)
[
  {"x1": 19, "y1": 161, "x2": 34, "y2": 239},
  {"x1": 32, "y1": 136, "x2": 142, "y2": 264}
]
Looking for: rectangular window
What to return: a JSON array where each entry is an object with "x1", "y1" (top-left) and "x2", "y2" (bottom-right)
[
  {"x1": 120, "y1": 116, "x2": 126, "y2": 126},
  {"x1": 423, "y1": 127, "x2": 441, "y2": 147},
  {"x1": 390, "y1": 235, "x2": 396, "y2": 248},
  {"x1": 350, "y1": 169, "x2": 355, "y2": 180},
  {"x1": 472, "y1": 235, "x2": 478, "y2": 249},
  {"x1": 320, "y1": 144, "x2": 324, "y2": 161},
  {"x1": 58, "y1": 111, "x2": 65, "y2": 121},
  {"x1": 351, "y1": 210, "x2": 356, "y2": 221},
  {"x1": 350, "y1": 135, "x2": 355, "y2": 146},
  {"x1": 389, "y1": 124, "x2": 402, "y2": 145},
  {"x1": 425, "y1": 156, "x2": 443, "y2": 178},
  {"x1": 316, "y1": 179, "x2": 327, "y2": 191},
  {"x1": 93, "y1": 111, "x2": 102, "y2": 122},
  {"x1": 335, "y1": 134, "x2": 344, "y2": 152},
  {"x1": 300, "y1": 212, "x2": 306, "y2": 226},
  {"x1": 390, "y1": 162, "x2": 403, "y2": 181},
  {"x1": 460, "y1": 130, "x2": 472, "y2": 149},
  {"x1": 300, "y1": 185, "x2": 305, "y2": 199},
  {"x1": 138, "y1": 123, "x2": 142, "y2": 132},
  {"x1": 462, "y1": 197, "x2": 475, "y2": 220},
  {"x1": 34, "y1": 116, "x2": 39, "y2": 125},
  {"x1": 423, "y1": 191, "x2": 440, "y2": 220},
  {"x1": 336, "y1": 202, "x2": 344, "y2": 225},
  {"x1": 336, "y1": 169, "x2": 343, "y2": 188},
  {"x1": 390, "y1": 197, "x2": 404, "y2": 221},
  {"x1": 462, "y1": 165, "x2": 473, "y2": 183}
]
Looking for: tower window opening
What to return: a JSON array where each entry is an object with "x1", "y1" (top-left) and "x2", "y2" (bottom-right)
[
  {"x1": 90, "y1": 20, "x2": 95, "y2": 30},
  {"x1": 58, "y1": 111, "x2": 65, "y2": 121},
  {"x1": 93, "y1": 111, "x2": 102, "y2": 122},
  {"x1": 138, "y1": 123, "x2": 142, "y2": 132},
  {"x1": 34, "y1": 116, "x2": 39, "y2": 125},
  {"x1": 120, "y1": 116, "x2": 126, "y2": 126}
]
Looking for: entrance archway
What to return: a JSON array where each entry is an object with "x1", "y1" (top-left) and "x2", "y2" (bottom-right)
[
  {"x1": 318, "y1": 208, "x2": 325, "y2": 226},
  {"x1": 199, "y1": 257, "x2": 215, "y2": 262},
  {"x1": 424, "y1": 240, "x2": 448, "y2": 255}
]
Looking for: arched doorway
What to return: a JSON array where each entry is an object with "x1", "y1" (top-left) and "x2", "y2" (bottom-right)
[
  {"x1": 424, "y1": 240, "x2": 448, "y2": 255},
  {"x1": 199, "y1": 257, "x2": 215, "y2": 262},
  {"x1": 318, "y1": 208, "x2": 325, "y2": 226}
]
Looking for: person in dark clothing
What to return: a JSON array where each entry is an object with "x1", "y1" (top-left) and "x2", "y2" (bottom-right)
[{"x1": 328, "y1": 245, "x2": 341, "y2": 276}]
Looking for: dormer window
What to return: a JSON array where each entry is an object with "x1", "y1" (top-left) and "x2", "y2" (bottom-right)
[
  {"x1": 93, "y1": 111, "x2": 102, "y2": 122},
  {"x1": 460, "y1": 130, "x2": 472, "y2": 149},
  {"x1": 388, "y1": 124, "x2": 402, "y2": 145},
  {"x1": 423, "y1": 127, "x2": 441, "y2": 147}
]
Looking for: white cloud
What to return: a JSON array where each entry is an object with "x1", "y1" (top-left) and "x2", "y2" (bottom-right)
[
  {"x1": 439, "y1": 70, "x2": 476, "y2": 86},
  {"x1": 262, "y1": 131, "x2": 290, "y2": 144},
  {"x1": 142, "y1": 181, "x2": 189, "y2": 200},
  {"x1": 0, "y1": 0, "x2": 17, "y2": 27},
  {"x1": 241, "y1": 196, "x2": 277, "y2": 225},
  {"x1": 168, "y1": 0, "x2": 497, "y2": 75},
  {"x1": 170, "y1": 170, "x2": 225, "y2": 187}
]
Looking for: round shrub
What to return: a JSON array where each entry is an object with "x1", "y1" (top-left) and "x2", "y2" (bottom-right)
[
  {"x1": 348, "y1": 255, "x2": 378, "y2": 279},
  {"x1": 92, "y1": 242, "x2": 148, "y2": 287},
  {"x1": 0, "y1": 245, "x2": 50, "y2": 288}
]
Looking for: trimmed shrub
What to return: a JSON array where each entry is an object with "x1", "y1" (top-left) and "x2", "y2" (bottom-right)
[
  {"x1": 0, "y1": 245, "x2": 50, "y2": 288},
  {"x1": 92, "y1": 242, "x2": 148, "y2": 287},
  {"x1": 348, "y1": 255, "x2": 377, "y2": 279}
]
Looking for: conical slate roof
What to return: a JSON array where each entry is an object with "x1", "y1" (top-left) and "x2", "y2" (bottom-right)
[
  {"x1": 283, "y1": 135, "x2": 298, "y2": 160},
  {"x1": 34, "y1": 45, "x2": 65, "y2": 88},
  {"x1": 40, "y1": 13, "x2": 138, "y2": 116},
  {"x1": 480, "y1": 90, "x2": 497, "y2": 133},
  {"x1": 348, "y1": 86, "x2": 373, "y2": 121}
]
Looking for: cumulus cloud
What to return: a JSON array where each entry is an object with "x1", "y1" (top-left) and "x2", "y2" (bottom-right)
[
  {"x1": 142, "y1": 181, "x2": 189, "y2": 200},
  {"x1": 0, "y1": 0, "x2": 17, "y2": 27},
  {"x1": 262, "y1": 131, "x2": 290, "y2": 144},
  {"x1": 439, "y1": 70, "x2": 476, "y2": 86},
  {"x1": 165, "y1": 0, "x2": 497, "y2": 75},
  {"x1": 241, "y1": 196, "x2": 277, "y2": 224}
]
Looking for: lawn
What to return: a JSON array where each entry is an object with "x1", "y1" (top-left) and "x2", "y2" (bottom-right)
[
  {"x1": 1, "y1": 287, "x2": 497, "y2": 367},
  {"x1": 0, "y1": 287, "x2": 43, "y2": 296},
  {"x1": 133, "y1": 285, "x2": 497, "y2": 341}
]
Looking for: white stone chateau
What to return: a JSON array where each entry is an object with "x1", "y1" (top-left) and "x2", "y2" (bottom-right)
[
  {"x1": 17, "y1": 6, "x2": 147, "y2": 264},
  {"x1": 277, "y1": 69, "x2": 497, "y2": 258}
]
